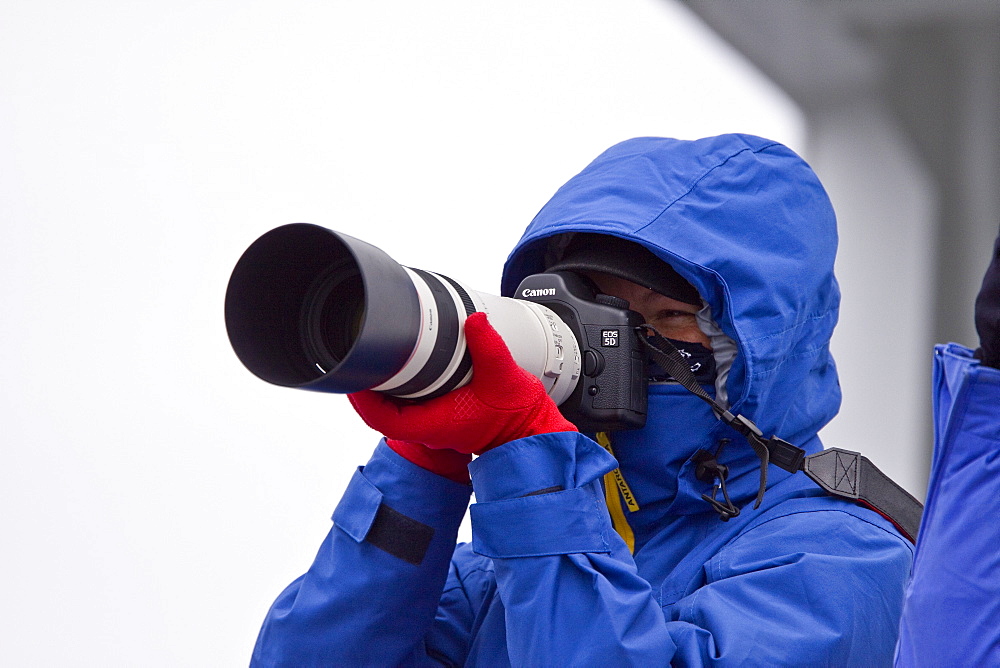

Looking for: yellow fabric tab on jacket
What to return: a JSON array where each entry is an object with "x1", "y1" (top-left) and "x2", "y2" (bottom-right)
[
  {"x1": 595, "y1": 432, "x2": 640, "y2": 512},
  {"x1": 596, "y1": 432, "x2": 637, "y2": 554}
]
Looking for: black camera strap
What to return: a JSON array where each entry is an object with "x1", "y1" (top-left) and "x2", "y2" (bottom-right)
[{"x1": 636, "y1": 326, "x2": 922, "y2": 543}]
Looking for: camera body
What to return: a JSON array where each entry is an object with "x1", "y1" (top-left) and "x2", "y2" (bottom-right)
[{"x1": 515, "y1": 272, "x2": 647, "y2": 431}]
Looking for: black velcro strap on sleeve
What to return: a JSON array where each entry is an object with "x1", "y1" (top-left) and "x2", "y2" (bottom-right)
[{"x1": 365, "y1": 503, "x2": 435, "y2": 566}]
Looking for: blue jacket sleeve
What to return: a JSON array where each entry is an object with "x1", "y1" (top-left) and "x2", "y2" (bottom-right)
[
  {"x1": 469, "y1": 432, "x2": 674, "y2": 665},
  {"x1": 467, "y1": 432, "x2": 913, "y2": 666},
  {"x1": 895, "y1": 344, "x2": 1000, "y2": 667},
  {"x1": 250, "y1": 439, "x2": 472, "y2": 667}
]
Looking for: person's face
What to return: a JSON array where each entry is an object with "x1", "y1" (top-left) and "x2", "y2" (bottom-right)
[{"x1": 584, "y1": 271, "x2": 712, "y2": 349}]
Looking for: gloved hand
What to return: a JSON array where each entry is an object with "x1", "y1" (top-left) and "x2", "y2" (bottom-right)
[
  {"x1": 349, "y1": 312, "x2": 577, "y2": 461},
  {"x1": 975, "y1": 231, "x2": 1000, "y2": 368}
]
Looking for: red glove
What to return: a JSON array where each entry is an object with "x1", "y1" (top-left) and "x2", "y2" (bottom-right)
[{"x1": 349, "y1": 312, "x2": 577, "y2": 465}]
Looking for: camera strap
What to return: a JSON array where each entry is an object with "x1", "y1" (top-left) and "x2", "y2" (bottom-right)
[{"x1": 636, "y1": 326, "x2": 922, "y2": 543}]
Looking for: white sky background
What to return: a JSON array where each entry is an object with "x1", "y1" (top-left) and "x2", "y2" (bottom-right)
[{"x1": 0, "y1": 1, "x2": 803, "y2": 664}]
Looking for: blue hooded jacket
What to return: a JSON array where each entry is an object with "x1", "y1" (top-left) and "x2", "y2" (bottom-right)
[
  {"x1": 894, "y1": 344, "x2": 1000, "y2": 666},
  {"x1": 251, "y1": 135, "x2": 914, "y2": 666}
]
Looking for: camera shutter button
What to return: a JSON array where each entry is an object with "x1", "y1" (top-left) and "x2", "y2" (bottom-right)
[{"x1": 583, "y1": 350, "x2": 605, "y2": 377}]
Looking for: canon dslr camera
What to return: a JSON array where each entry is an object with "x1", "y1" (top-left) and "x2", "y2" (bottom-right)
[{"x1": 224, "y1": 224, "x2": 647, "y2": 431}]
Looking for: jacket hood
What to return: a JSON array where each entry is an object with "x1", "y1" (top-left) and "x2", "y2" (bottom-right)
[{"x1": 501, "y1": 134, "x2": 841, "y2": 517}]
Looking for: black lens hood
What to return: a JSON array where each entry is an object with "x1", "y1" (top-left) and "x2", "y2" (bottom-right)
[{"x1": 224, "y1": 223, "x2": 421, "y2": 393}]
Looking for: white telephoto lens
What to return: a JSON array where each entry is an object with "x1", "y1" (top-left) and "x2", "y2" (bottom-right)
[
  {"x1": 371, "y1": 271, "x2": 582, "y2": 405},
  {"x1": 473, "y1": 291, "x2": 581, "y2": 406}
]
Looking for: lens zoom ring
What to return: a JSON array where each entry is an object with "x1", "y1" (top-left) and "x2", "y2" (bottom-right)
[
  {"x1": 389, "y1": 269, "x2": 462, "y2": 398},
  {"x1": 421, "y1": 274, "x2": 476, "y2": 398},
  {"x1": 438, "y1": 274, "x2": 477, "y2": 317}
]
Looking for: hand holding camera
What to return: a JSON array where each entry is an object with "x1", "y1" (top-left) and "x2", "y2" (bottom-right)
[{"x1": 349, "y1": 312, "x2": 577, "y2": 456}]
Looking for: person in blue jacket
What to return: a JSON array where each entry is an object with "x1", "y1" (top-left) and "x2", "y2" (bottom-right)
[
  {"x1": 894, "y1": 233, "x2": 1000, "y2": 667},
  {"x1": 249, "y1": 134, "x2": 991, "y2": 666}
]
